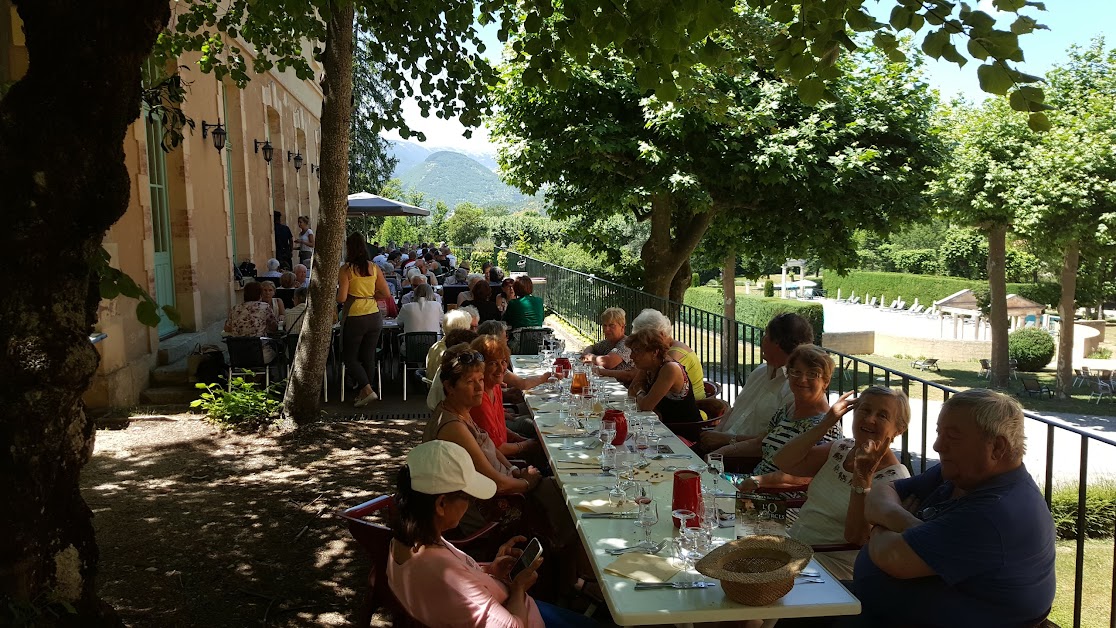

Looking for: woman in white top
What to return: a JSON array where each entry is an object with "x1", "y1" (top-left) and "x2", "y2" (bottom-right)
[
  {"x1": 399, "y1": 284, "x2": 443, "y2": 335},
  {"x1": 296, "y1": 216, "x2": 315, "y2": 265},
  {"x1": 772, "y1": 385, "x2": 912, "y2": 580}
]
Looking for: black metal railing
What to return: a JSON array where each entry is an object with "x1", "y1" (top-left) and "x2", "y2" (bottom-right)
[{"x1": 505, "y1": 248, "x2": 1116, "y2": 628}]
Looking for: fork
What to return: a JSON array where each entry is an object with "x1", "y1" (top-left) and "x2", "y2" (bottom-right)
[
  {"x1": 559, "y1": 442, "x2": 600, "y2": 451},
  {"x1": 651, "y1": 454, "x2": 691, "y2": 460},
  {"x1": 605, "y1": 541, "x2": 666, "y2": 555}
]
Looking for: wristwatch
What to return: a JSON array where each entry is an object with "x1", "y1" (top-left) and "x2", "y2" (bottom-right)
[{"x1": 851, "y1": 485, "x2": 870, "y2": 495}]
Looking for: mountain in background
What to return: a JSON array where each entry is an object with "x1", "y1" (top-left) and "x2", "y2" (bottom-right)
[
  {"x1": 387, "y1": 139, "x2": 499, "y2": 177},
  {"x1": 397, "y1": 151, "x2": 536, "y2": 210}
]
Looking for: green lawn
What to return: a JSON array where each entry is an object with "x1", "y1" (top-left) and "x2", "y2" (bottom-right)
[
  {"x1": 1052, "y1": 538, "x2": 1113, "y2": 628},
  {"x1": 839, "y1": 355, "x2": 1116, "y2": 418}
]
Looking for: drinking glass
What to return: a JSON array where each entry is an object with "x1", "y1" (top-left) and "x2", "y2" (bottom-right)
[
  {"x1": 700, "y1": 496, "x2": 720, "y2": 549},
  {"x1": 636, "y1": 497, "x2": 659, "y2": 547},
  {"x1": 707, "y1": 453, "x2": 724, "y2": 493},
  {"x1": 600, "y1": 446, "x2": 616, "y2": 476},
  {"x1": 672, "y1": 508, "x2": 695, "y2": 530},
  {"x1": 600, "y1": 418, "x2": 617, "y2": 454},
  {"x1": 635, "y1": 431, "x2": 651, "y2": 462},
  {"x1": 677, "y1": 527, "x2": 701, "y2": 570},
  {"x1": 610, "y1": 457, "x2": 636, "y2": 507}
]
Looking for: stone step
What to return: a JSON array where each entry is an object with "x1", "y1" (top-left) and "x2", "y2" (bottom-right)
[
  {"x1": 139, "y1": 385, "x2": 201, "y2": 405},
  {"x1": 151, "y1": 357, "x2": 191, "y2": 386}
]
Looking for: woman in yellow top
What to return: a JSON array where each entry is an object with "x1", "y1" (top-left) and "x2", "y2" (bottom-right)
[{"x1": 337, "y1": 232, "x2": 392, "y2": 407}]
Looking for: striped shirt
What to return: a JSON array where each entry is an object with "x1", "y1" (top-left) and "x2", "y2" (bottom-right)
[{"x1": 753, "y1": 406, "x2": 843, "y2": 477}]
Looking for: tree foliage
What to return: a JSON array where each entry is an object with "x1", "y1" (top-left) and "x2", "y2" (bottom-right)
[{"x1": 349, "y1": 28, "x2": 397, "y2": 194}]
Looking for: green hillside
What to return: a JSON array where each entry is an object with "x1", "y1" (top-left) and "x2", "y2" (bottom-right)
[{"x1": 397, "y1": 151, "x2": 533, "y2": 209}]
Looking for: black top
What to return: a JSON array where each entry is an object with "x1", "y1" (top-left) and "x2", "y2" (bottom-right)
[
  {"x1": 647, "y1": 360, "x2": 702, "y2": 423},
  {"x1": 275, "y1": 222, "x2": 293, "y2": 262},
  {"x1": 461, "y1": 299, "x2": 502, "y2": 324}
]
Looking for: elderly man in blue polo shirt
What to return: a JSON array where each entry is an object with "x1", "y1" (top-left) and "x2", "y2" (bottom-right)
[{"x1": 852, "y1": 388, "x2": 1055, "y2": 627}]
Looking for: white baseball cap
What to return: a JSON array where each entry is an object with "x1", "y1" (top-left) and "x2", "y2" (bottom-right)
[{"x1": 406, "y1": 441, "x2": 496, "y2": 499}]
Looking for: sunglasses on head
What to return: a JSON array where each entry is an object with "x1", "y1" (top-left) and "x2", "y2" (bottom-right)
[{"x1": 453, "y1": 351, "x2": 485, "y2": 366}]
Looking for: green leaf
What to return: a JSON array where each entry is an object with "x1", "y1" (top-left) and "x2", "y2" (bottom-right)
[
  {"x1": 162, "y1": 305, "x2": 182, "y2": 324},
  {"x1": 992, "y1": 0, "x2": 1026, "y2": 10},
  {"x1": 789, "y1": 54, "x2": 815, "y2": 80},
  {"x1": 921, "y1": 29, "x2": 950, "y2": 58},
  {"x1": 967, "y1": 38, "x2": 990, "y2": 60},
  {"x1": 797, "y1": 77, "x2": 825, "y2": 106},
  {"x1": 941, "y1": 43, "x2": 968, "y2": 67},
  {"x1": 977, "y1": 63, "x2": 1014, "y2": 95},
  {"x1": 846, "y1": 9, "x2": 880, "y2": 32},
  {"x1": 890, "y1": 6, "x2": 914, "y2": 30},
  {"x1": 136, "y1": 300, "x2": 161, "y2": 328},
  {"x1": 99, "y1": 277, "x2": 121, "y2": 300},
  {"x1": 1010, "y1": 15, "x2": 1038, "y2": 34},
  {"x1": 1027, "y1": 111, "x2": 1051, "y2": 132}
]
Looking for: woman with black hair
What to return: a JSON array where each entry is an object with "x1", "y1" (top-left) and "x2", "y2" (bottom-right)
[
  {"x1": 337, "y1": 232, "x2": 392, "y2": 407},
  {"x1": 387, "y1": 441, "x2": 599, "y2": 627}
]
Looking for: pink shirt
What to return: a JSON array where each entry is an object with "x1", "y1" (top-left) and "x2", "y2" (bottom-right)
[{"x1": 387, "y1": 539, "x2": 543, "y2": 628}]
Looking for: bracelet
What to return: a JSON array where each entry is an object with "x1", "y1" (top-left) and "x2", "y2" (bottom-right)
[
  {"x1": 750, "y1": 475, "x2": 761, "y2": 489},
  {"x1": 522, "y1": 478, "x2": 530, "y2": 491}
]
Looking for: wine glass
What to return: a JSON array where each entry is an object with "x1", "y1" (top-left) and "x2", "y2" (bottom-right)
[
  {"x1": 707, "y1": 453, "x2": 724, "y2": 493},
  {"x1": 600, "y1": 445, "x2": 616, "y2": 476},
  {"x1": 700, "y1": 496, "x2": 720, "y2": 549},
  {"x1": 635, "y1": 431, "x2": 651, "y2": 462},
  {"x1": 610, "y1": 457, "x2": 636, "y2": 507},
  {"x1": 600, "y1": 417, "x2": 617, "y2": 454},
  {"x1": 672, "y1": 508, "x2": 695, "y2": 530},
  {"x1": 636, "y1": 497, "x2": 659, "y2": 548}
]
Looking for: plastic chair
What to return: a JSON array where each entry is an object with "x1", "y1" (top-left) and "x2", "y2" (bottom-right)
[
  {"x1": 274, "y1": 288, "x2": 296, "y2": 309},
  {"x1": 978, "y1": 359, "x2": 991, "y2": 378},
  {"x1": 670, "y1": 398, "x2": 727, "y2": 443},
  {"x1": 1089, "y1": 380, "x2": 1113, "y2": 404},
  {"x1": 401, "y1": 332, "x2": 439, "y2": 400},
  {"x1": 1021, "y1": 377, "x2": 1054, "y2": 399},
  {"x1": 224, "y1": 336, "x2": 281, "y2": 390}
]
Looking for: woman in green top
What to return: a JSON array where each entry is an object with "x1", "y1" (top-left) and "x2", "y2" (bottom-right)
[
  {"x1": 338, "y1": 233, "x2": 392, "y2": 407},
  {"x1": 503, "y1": 276, "x2": 544, "y2": 329}
]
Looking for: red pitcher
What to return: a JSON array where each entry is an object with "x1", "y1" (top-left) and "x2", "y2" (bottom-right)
[
  {"x1": 603, "y1": 409, "x2": 628, "y2": 446},
  {"x1": 671, "y1": 470, "x2": 704, "y2": 528}
]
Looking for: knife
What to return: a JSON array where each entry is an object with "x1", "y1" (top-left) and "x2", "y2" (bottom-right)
[
  {"x1": 567, "y1": 473, "x2": 615, "y2": 477},
  {"x1": 581, "y1": 512, "x2": 638, "y2": 519},
  {"x1": 634, "y1": 581, "x2": 717, "y2": 590}
]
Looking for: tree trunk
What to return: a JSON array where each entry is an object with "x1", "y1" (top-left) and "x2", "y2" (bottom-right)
[
  {"x1": 987, "y1": 224, "x2": 1010, "y2": 388},
  {"x1": 0, "y1": 1, "x2": 169, "y2": 622},
  {"x1": 640, "y1": 193, "x2": 716, "y2": 300},
  {"x1": 1055, "y1": 240, "x2": 1080, "y2": 400},
  {"x1": 721, "y1": 248, "x2": 738, "y2": 377},
  {"x1": 283, "y1": 3, "x2": 354, "y2": 422}
]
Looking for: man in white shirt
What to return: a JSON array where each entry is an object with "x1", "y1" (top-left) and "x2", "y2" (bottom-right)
[
  {"x1": 400, "y1": 275, "x2": 443, "y2": 306},
  {"x1": 698, "y1": 313, "x2": 815, "y2": 454},
  {"x1": 443, "y1": 247, "x2": 457, "y2": 269},
  {"x1": 293, "y1": 264, "x2": 310, "y2": 289}
]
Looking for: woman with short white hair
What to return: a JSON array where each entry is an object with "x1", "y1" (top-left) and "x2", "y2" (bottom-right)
[
  {"x1": 399, "y1": 284, "x2": 442, "y2": 336},
  {"x1": 457, "y1": 273, "x2": 487, "y2": 306},
  {"x1": 425, "y1": 309, "x2": 474, "y2": 376}
]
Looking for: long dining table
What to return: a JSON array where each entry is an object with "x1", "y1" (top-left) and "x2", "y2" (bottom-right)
[{"x1": 512, "y1": 355, "x2": 861, "y2": 627}]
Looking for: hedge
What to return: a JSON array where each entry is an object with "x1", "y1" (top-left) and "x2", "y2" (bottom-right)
[
  {"x1": 684, "y1": 287, "x2": 824, "y2": 340},
  {"x1": 821, "y1": 270, "x2": 1061, "y2": 309},
  {"x1": 1050, "y1": 483, "x2": 1116, "y2": 540}
]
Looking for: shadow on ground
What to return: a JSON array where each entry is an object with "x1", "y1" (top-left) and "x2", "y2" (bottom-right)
[{"x1": 84, "y1": 398, "x2": 429, "y2": 627}]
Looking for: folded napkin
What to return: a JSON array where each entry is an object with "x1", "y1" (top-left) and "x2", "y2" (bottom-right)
[
  {"x1": 574, "y1": 498, "x2": 635, "y2": 514},
  {"x1": 603, "y1": 553, "x2": 682, "y2": 583},
  {"x1": 531, "y1": 401, "x2": 565, "y2": 413},
  {"x1": 539, "y1": 424, "x2": 583, "y2": 436}
]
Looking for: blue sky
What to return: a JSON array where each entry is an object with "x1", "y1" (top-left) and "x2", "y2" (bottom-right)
[{"x1": 384, "y1": 0, "x2": 1113, "y2": 153}]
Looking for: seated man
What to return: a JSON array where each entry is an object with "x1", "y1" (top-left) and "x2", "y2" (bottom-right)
[
  {"x1": 698, "y1": 312, "x2": 814, "y2": 456},
  {"x1": 853, "y1": 389, "x2": 1055, "y2": 627},
  {"x1": 293, "y1": 263, "x2": 310, "y2": 289},
  {"x1": 400, "y1": 274, "x2": 442, "y2": 306}
]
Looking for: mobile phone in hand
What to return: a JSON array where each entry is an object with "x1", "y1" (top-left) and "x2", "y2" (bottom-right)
[{"x1": 510, "y1": 537, "x2": 543, "y2": 579}]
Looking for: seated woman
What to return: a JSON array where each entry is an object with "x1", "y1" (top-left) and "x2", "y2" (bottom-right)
[
  {"x1": 258, "y1": 280, "x2": 285, "y2": 318},
  {"x1": 426, "y1": 343, "x2": 577, "y2": 552},
  {"x1": 495, "y1": 277, "x2": 516, "y2": 314},
  {"x1": 469, "y1": 334, "x2": 541, "y2": 459},
  {"x1": 461, "y1": 280, "x2": 502, "y2": 323},
  {"x1": 426, "y1": 309, "x2": 475, "y2": 376},
  {"x1": 224, "y1": 281, "x2": 280, "y2": 362},
  {"x1": 398, "y1": 284, "x2": 442, "y2": 335},
  {"x1": 725, "y1": 344, "x2": 845, "y2": 495},
  {"x1": 600, "y1": 309, "x2": 705, "y2": 399},
  {"x1": 581, "y1": 307, "x2": 632, "y2": 373},
  {"x1": 773, "y1": 385, "x2": 911, "y2": 579},
  {"x1": 503, "y1": 276, "x2": 545, "y2": 329},
  {"x1": 456, "y1": 274, "x2": 486, "y2": 306},
  {"x1": 387, "y1": 440, "x2": 595, "y2": 628},
  {"x1": 626, "y1": 328, "x2": 702, "y2": 423}
]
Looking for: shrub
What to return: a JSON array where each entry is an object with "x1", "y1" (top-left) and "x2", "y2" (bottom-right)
[
  {"x1": 192, "y1": 376, "x2": 282, "y2": 431},
  {"x1": 1088, "y1": 347, "x2": 1113, "y2": 359},
  {"x1": 682, "y1": 289, "x2": 825, "y2": 341},
  {"x1": 1008, "y1": 328, "x2": 1056, "y2": 371},
  {"x1": 821, "y1": 270, "x2": 1062, "y2": 309},
  {"x1": 1050, "y1": 482, "x2": 1116, "y2": 540},
  {"x1": 763, "y1": 280, "x2": 775, "y2": 297}
]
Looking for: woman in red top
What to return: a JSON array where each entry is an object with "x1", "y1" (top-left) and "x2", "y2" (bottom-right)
[{"x1": 469, "y1": 335, "x2": 540, "y2": 459}]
